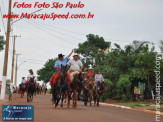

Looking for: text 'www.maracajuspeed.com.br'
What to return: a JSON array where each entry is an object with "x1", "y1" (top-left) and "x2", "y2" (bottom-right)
[{"x1": 3, "y1": 12, "x2": 94, "y2": 20}]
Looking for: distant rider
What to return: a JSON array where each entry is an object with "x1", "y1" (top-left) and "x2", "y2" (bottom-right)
[{"x1": 95, "y1": 70, "x2": 104, "y2": 91}]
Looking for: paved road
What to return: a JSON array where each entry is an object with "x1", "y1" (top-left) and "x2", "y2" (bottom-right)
[{"x1": 0, "y1": 94, "x2": 160, "y2": 122}]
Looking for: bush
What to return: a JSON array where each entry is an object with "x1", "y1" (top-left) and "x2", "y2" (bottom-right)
[
  {"x1": 117, "y1": 75, "x2": 131, "y2": 101},
  {"x1": 101, "y1": 79, "x2": 113, "y2": 102}
]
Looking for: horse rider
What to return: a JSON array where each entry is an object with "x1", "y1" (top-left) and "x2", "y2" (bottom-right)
[
  {"x1": 21, "y1": 77, "x2": 26, "y2": 84},
  {"x1": 19, "y1": 77, "x2": 26, "y2": 90},
  {"x1": 95, "y1": 70, "x2": 104, "y2": 91},
  {"x1": 50, "y1": 50, "x2": 73, "y2": 87},
  {"x1": 67, "y1": 53, "x2": 83, "y2": 82},
  {"x1": 26, "y1": 69, "x2": 35, "y2": 84},
  {"x1": 86, "y1": 66, "x2": 94, "y2": 84}
]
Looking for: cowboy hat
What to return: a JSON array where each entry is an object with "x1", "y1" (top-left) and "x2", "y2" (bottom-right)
[
  {"x1": 73, "y1": 53, "x2": 79, "y2": 57},
  {"x1": 58, "y1": 54, "x2": 65, "y2": 58},
  {"x1": 28, "y1": 69, "x2": 33, "y2": 72},
  {"x1": 88, "y1": 66, "x2": 93, "y2": 70}
]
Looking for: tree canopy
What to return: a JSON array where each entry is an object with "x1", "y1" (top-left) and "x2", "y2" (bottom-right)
[
  {"x1": 37, "y1": 58, "x2": 57, "y2": 83},
  {"x1": 75, "y1": 34, "x2": 111, "y2": 68}
]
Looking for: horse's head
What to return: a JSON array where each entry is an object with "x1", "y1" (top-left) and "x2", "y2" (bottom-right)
[
  {"x1": 73, "y1": 74, "x2": 79, "y2": 81},
  {"x1": 78, "y1": 72, "x2": 83, "y2": 81},
  {"x1": 30, "y1": 77, "x2": 35, "y2": 83},
  {"x1": 101, "y1": 82, "x2": 108, "y2": 92},
  {"x1": 60, "y1": 64, "x2": 67, "y2": 81}
]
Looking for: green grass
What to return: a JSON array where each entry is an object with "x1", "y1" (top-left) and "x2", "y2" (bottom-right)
[
  {"x1": 116, "y1": 101, "x2": 157, "y2": 108},
  {"x1": 116, "y1": 100, "x2": 163, "y2": 108},
  {"x1": 116, "y1": 102, "x2": 144, "y2": 108}
]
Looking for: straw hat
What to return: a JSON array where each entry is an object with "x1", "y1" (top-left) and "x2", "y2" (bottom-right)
[
  {"x1": 73, "y1": 53, "x2": 79, "y2": 57},
  {"x1": 88, "y1": 66, "x2": 93, "y2": 70}
]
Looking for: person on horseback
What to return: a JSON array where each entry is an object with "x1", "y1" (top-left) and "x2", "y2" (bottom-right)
[
  {"x1": 27, "y1": 69, "x2": 35, "y2": 83},
  {"x1": 86, "y1": 66, "x2": 94, "y2": 84},
  {"x1": 50, "y1": 50, "x2": 73, "y2": 87},
  {"x1": 19, "y1": 77, "x2": 26, "y2": 90},
  {"x1": 26, "y1": 69, "x2": 35, "y2": 102},
  {"x1": 21, "y1": 77, "x2": 26, "y2": 84},
  {"x1": 95, "y1": 70, "x2": 104, "y2": 91},
  {"x1": 67, "y1": 53, "x2": 83, "y2": 82}
]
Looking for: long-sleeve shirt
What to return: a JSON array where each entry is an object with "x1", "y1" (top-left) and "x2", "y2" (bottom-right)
[
  {"x1": 95, "y1": 74, "x2": 104, "y2": 83},
  {"x1": 87, "y1": 72, "x2": 94, "y2": 79}
]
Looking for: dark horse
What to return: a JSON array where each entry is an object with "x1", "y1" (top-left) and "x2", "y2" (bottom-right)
[
  {"x1": 26, "y1": 78, "x2": 35, "y2": 102},
  {"x1": 52, "y1": 65, "x2": 68, "y2": 108},
  {"x1": 94, "y1": 81, "x2": 107, "y2": 106},
  {"x1": 19, "y1": 83, "x2": 26, "y2": 98},
  {"x1": 68, "y1": 72, "x2": 83, "y2": 108}
]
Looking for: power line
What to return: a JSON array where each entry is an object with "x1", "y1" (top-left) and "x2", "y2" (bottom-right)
[
  {"x1": 31, "y1": 19, "x2": 86, "y2": 36},
  {"x1": 20, "y1": 58, "x2": 46, "y2": 63},
  {"x1": 24, "y1": 19, "x2": 78, "y2": 46},
  {"x1": 27, "y1": 19, "x2": 150, "y2": 45},
  {"x1": 29, "y1": 19, "x2": 84, "y2": 42},
  {"x1": 18, "y1": 59, "x2": 44, "y2": 65}
]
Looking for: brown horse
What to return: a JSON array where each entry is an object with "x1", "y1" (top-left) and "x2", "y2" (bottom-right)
[
  {"x1": 19, "y1": 83, "x2": 26, "y2": 98},
  {"x1": 67, "y1": 72, "x2": 83, "y2": 108},
  {"x1": 83, "y1": 77, "x2": 95, "y2": 106},
  {"x1": 93, "y1": 82, "x2": 107, "y2": 106}
]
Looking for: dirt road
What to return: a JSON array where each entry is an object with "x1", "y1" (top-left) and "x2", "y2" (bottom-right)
[{"x1": 0, "y1": 94, "x2": 160, "y2": 122}]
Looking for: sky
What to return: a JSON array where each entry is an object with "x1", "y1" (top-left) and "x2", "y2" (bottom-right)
[{"x1": 0, "y1": 0, "x2": 163, "y2": 85}]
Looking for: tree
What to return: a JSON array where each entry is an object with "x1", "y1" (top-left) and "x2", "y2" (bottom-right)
[
  {"x1": 160, "y1": 40, "x2": 163, "y2": 53},
  {"x1": 0, "y1": 35, "x2": 5, "y2": 51},
  {"x1": 117, "y1": 75, "x2": 131, "y2": 100},
  {"x1": 37, "y1": 58, "x2": 57, "y2": 83},
  {"x1": 75, "y1": 34, "x2": 111, "y2": 68}
]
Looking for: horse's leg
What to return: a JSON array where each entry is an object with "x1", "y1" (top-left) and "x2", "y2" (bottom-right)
[
  {"x1": 61, "y1": 92, "x2": 65, "y2": 108},
  {"x1": 72, "y1": 92, "x2": 75, "y2": 107},
  {"x1": 67, "y1": 91, "x2": 70, "y2": 108},
  {"x1": 89, "y1": 94, "x2": 92, "y2": 106},
  {"x1": 55, "y1": 90, "x2": 60, "y2": 108},
  {"x1": 31, "y1": 94, "x2": 33, "y2": 102},
  {"x1": 84, "y1": 92, "x2": 87, "y2": 106},
  {"x1": 97, "y1": 95, "x2": 100, "y2": 106},
  {"x1": 75, "y1": 92, "x2": 78, "y2": 109},
  {"x1": 22, "y1": 91, "x2": 24, "y2": 97},
  {"x1": 52, "y1": 85, "x2": 55, "y2": 105},
  {"x1": 94, "y1": 96, "x2": 96, "y2": 106},
  {"x1": 27, "y1": 94, "x2": 30, "y2": 102},
  {"x1": 64, "y1": 91, "x2": 67, "y2": 103}
]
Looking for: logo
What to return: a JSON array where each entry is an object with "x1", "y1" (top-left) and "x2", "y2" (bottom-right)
[{"x1": 2, "y1": 105, "x2": 33, "y2": 121}]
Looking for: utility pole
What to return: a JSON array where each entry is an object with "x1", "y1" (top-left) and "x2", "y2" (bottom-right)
[
  {"x1": 1, "y1": 0, "x2": 12, "y2": 99},
  {"x1": 14, "y1": 54, "x2": 21, "y2": 87},
  {"x1": 10, "y1": 35, "x2": 21, "y2": 92}
]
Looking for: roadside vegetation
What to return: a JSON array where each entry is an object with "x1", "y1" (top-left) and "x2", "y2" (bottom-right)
[{"x1": 37, "y1": 34, "x2": 163, "y2": 102}]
